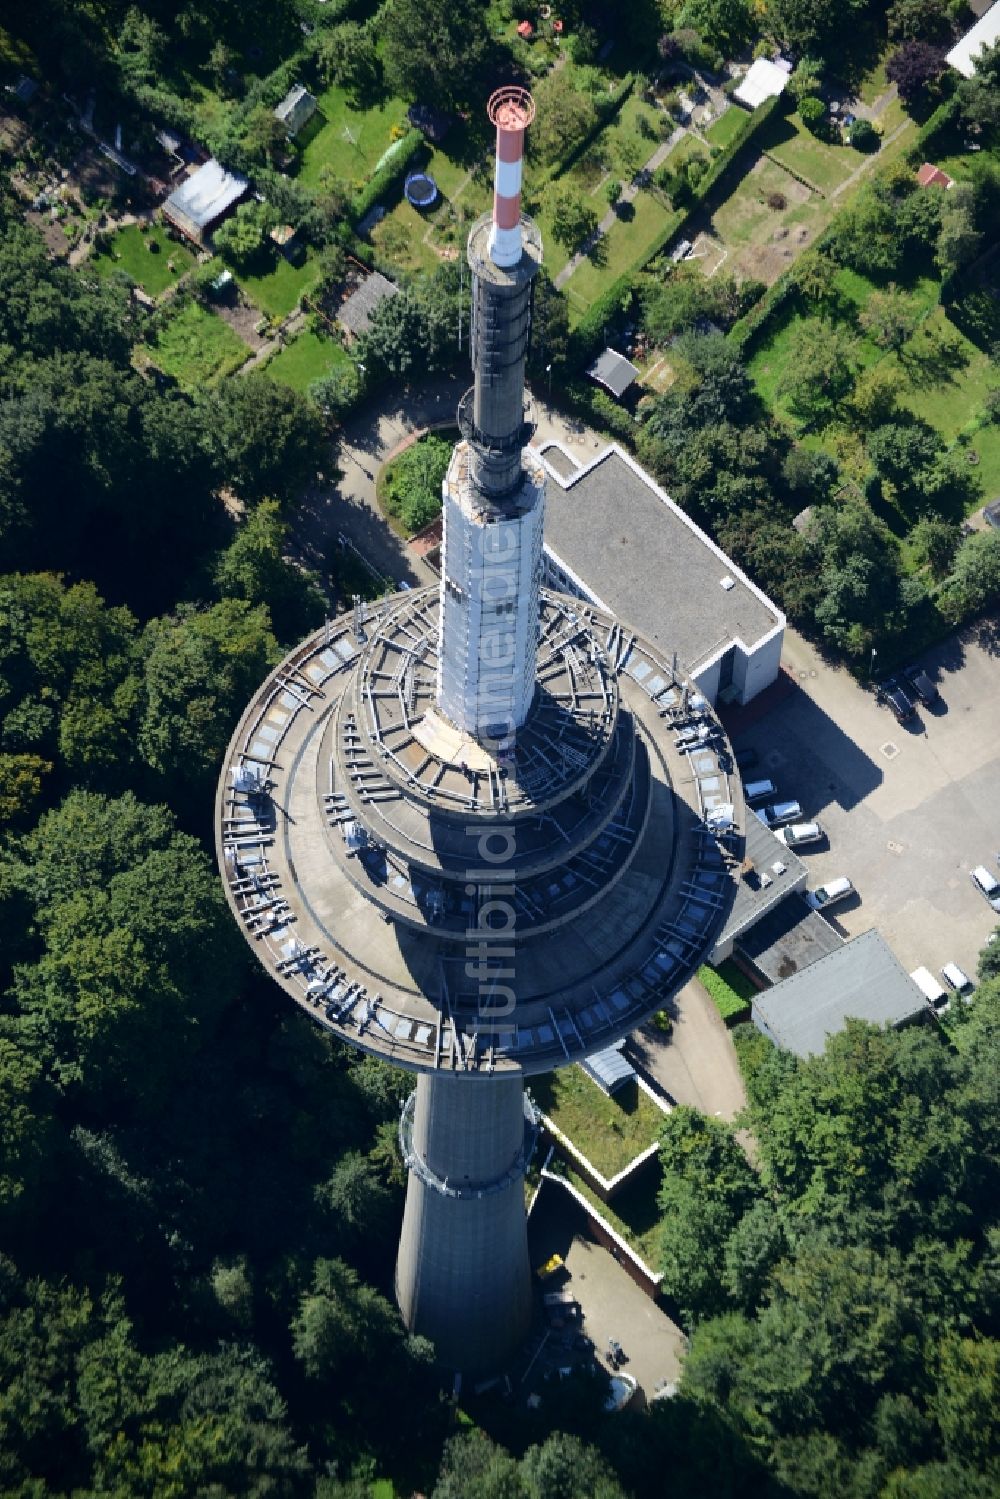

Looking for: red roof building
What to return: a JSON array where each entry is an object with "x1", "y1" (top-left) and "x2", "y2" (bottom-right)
[{"x1": 916, "y1": 162, "x2": 954, "y2": 189}]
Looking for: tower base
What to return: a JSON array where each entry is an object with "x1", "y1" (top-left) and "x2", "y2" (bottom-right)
[{"x1": 395, "y1": 1073, "x2": 533, "y2": 1374}]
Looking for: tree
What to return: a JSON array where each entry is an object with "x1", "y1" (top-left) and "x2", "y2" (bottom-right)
[
  {"x1": 888, "y1": 0, "x2": 953, "y2": 44},
  {"x1": 886, "y1": 41, "x2": 947, "y2": 106},
  {"x1": 381, "y1": 433, "x2": 451, "y2": 534},
  {"x1": 788, "y1": 56, "x2": 824, "y2": 102},
  {"x1": 673, "y1": 0, "x2": 754, "y2": 54},
  {"x1": 214, "y1": 499, "x2": 327, "y2": 646},
  {"x1": 528, "y1": 70, "x2": 599, "y2": 169},
  {"x1": 526, "y1": 273, "x2": 569, "y2": 377},
  {"x1": 867, "y1": 421, "x2": 940, "y2": 482},
  {"x1": 213, "y1": 200, "x2": 280, "y2": 267},
  {"x1": 777, "y1": 319, "x2": 859, "y2": 421},
  {"x1": 859, "y1": 284, "x2": 919, "y2": 349},
  {"x1": 309, "y1": 362, "x2": 363, "y2": 423},
  {"x1": 317, "y1": 22, "x2": 381, "y2": 103},
  {"x1": 798, "y1": 95, "x2": 826, "y2": 134},
  {"x1": 937, "y1": 182, "x2": 983, "y2": 276},
  {"x1": 764, "y1": 0, "x2": 868, "y2": 59},
  {"x1": 137, "y1": 600, "x2": 277, "y2": 800},
  {"x1": 0, "y1": 753, "x2": 51, "y2": 827},
  {"x1": 291, "y1": 1258, "x2": 401, "y2": 1380},
  {"x1": 909, "y1": 514, "x2": 961, "y2": 579},
  {"x1": 958, "y1": 38, "x2": 1000, "y2": 131},
  {"x1": 550, "y1": 187, "x2": 599, "y2": 251},
  {"x1": 241, "y1": 105, "x2": 290, "y2": 167},
  {"x1": 850, "y1": 117, "x2": 880, "y2": 152},
  {"x1": 209, "y1": 372, "x2": 326, "y2": 507},
  {"x1": 940, "y1": 529, "x2": 1000, "y2": 621},
  {"x1": 381, "y1": 0, "x2": 488, "y2": 110}
]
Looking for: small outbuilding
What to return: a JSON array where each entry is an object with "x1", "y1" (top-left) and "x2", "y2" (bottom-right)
[
  {"x1": 580, "y1": 1045, "x2": 637, "y2": 1097},
  {"x1": 734, "y1": 57, "x2": 789, "y2": 110},
  {"x1": 945, "y1": 3, "x2": 1000, "y2": 78},
  {"x1": 162, "y1": 158, "x2": 249, "y2": 244},
  {"x1": 586, "y1": 347, "x2": 640, "y2": 401},
  {"x1": 916, "y1": 161, "x2": 955, "y2": 189},
  {"x1": 751, "y1": 929, "x2": 927, "y2": 1058},
  {"x1": 337, "y1": 270, "x2": 399, "y2": 339},
  {"x1": 274, "y1": 84, "x2": 318, "y2": 137}
]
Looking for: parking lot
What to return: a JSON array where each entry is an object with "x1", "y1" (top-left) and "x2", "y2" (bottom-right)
[{"x1": 733, "y1": 621, "x2": 1000, "y2": 985}]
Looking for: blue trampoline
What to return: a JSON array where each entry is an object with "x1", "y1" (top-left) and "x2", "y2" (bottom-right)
[{"x1": 404, "y1": 172, "x2": 439, "y2": 209}]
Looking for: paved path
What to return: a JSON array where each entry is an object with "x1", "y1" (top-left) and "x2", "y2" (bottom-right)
[
  {"x1": 553, "y1": 127, "x2": 685, "y2": 291},
  {"x1": 628, "y1": 977, "x2": 748, "y2": 1123}
]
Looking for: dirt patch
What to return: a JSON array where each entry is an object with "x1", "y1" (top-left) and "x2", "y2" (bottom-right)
[
  {"x1": 214, "y1": 295, "x2": 267, "y2": 351},
  {"x1": 25, "y1": 210, "x2": 70, "y2": 258}
]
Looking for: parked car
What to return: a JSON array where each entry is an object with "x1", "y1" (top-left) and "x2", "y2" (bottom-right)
[
  {"x1": 904, "y1": 667, "x2": 940, "y2": 708},
  {"x1": 970, "y1": 864, "x2": 1000, "y2": 913},
  {"x1": 941, "y1": 962, "x2": 974, "y2": 998},
  {"x1": 911, "y1": 966, "x2": 949, "y2": 1012},
  {"x1": 755, "y1": 800, "x2": 803, "y2": 828},
  {"x1": 877, "y1": 680, "x2": 916, "y2": 724},
  {"x1": 743, "y1": 777, "x2": 776, "y2": 803},
  {"x1": 805, "y1": 876, "x2": 854, "y2": 912},
  {"x1": 775, "y1": 821, "x2": 824, "y2": 849}
]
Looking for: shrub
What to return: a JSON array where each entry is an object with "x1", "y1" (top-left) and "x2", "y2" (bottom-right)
[
  {"x1": 850, "y1": 118, "x2": 880, "y2": 152},
  {"x1": 799, "y1": 96, "x2": 826, "y2": 133}
]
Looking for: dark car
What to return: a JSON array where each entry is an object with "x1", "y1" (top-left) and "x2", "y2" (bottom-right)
[
  {"x1": 878, "y1": 680, "x2": 916, "y2": 724},
  {"x1": 904, "y1": 667, "x2": 940, "y2": 708},
  {"x1": 984, "y1": 498, "x2": 1000, "y2": 530}
]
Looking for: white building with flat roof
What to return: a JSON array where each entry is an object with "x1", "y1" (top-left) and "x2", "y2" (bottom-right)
[
  {"x1": 538, "y1": 443, "x2": 785, "y2": 708},
  {"x1": 946, "y1": 1, "x2": 1000, "y2": 77}
]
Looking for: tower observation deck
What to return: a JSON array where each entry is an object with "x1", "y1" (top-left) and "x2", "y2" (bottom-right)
[{"x1": 215, "y1": 90, "x2": 743, "y2": 1376}]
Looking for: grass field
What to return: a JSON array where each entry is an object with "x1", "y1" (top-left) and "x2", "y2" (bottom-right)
[
  {"x1": 90, "y1": 223, "x2": 195, "y2": 296},
  {"x1": 970, "y1": 423, "x2": 1000, "y2": 500},
  {"x1": 370, "y1": 198, "x2": 446, "y2": 276},
  {"x1": 565, "y1": 1166, "x2": 663, "y2": 1268},
  {"x1": 262, "y1": 327, "x2": 354, "y2": 394},
  {"x1": 297, "y1": 83, "x2": 409, "y2": 190},
  {"x1": 147, "y1": 299, "x2": 248, "y2": 388},
  {"x1": 698, "y1": 962, "x2": 755, "y2": 1024},
  {"x1": 533, "y1": 1065, "x2": 666, "y2": 1179},
  {"x1": 705, "y1": 107, "x2": 747, "y2": 150},
  {"x1": 564, "y1": 190, "x2": 676, "y2": 323},
  {"x1": 759, "y1": 110, "x2": 867, "y2": 193},
  {"x1": 885, "y1": 307, "x2": 998, "y2": 441},
  {"x1": 235, "y1": 248, "x2": 320, "y2": 320}
]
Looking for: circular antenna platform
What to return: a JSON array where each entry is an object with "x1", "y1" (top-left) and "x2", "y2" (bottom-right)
[
  {"x1": 487, "y1": 85, "x2": 536, "y2": 132},
  {"x1": 404, "y1": 171, "x2": 439, "y2": 209}
]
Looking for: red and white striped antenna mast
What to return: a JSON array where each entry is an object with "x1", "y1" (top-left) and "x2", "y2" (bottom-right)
[{"x1": 486, "y1": 86, "x2": 536, "y2": 268}]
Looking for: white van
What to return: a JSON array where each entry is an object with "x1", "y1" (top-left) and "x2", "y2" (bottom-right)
[
  {"x1": 971, "y1": 864, "x2": 1000, "y2": 913},
  {"x1": 744, "y1": 778, "x2": 776, "y2": 803},
  {"x1": 910, "y1": 966, "x2": 948, "y2": 1011}
]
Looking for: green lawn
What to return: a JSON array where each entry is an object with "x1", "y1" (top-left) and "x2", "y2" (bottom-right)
[
  {"x1": 705, "y1": 107, "x2": 747, "y2": 150},
  {"x1": 564, "y1": 190, "x2": 676, "y2": 323},
  {"x1": 297, "y1": 83, "x2": 410, "y2": 191},
  {"x1": 89, "y1": 223, "x2": 195, "y2": 297},
  {"x1": 970, "y1": 423, "x2": 1000, "y2": 501},
  {"x1": 235, "y1": 248, "x2": 320, "y2": 320},
  {"x1": 564, "y1": 1166, "x2": 663, "y2": 1269},
  {"x1": 759, "y1": 110, "x2": 866, "y2": 193},
  {"x1": 698, "y1": 962, "x2": 755, "y2": 1024},
  {"x1": 147, "y1": 299, "x2": 249, "y2": 389},
  {"x1": 532, "y1": 1064, "x2": 666, "y2": 1179},
  {"x1": 263, "y1": 327, "x2": 354, "y2": 395},
  {"x1": 885, "y1": 307, "x2": 998, "y2": 442},
  {"x1": 370, "y1": 197, "x2": 446, "y2": 276}
]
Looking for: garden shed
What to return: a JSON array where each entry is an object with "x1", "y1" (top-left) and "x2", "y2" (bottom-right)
[
  {"x1": 162, "y1": 158, "x2": 248, "y2": 244},
  {"x1": 337, "y1": 270, "x2": 399, "y2": 339},
  {"x1": 586, "y1": 347, "x2": 639, "y2": 401},
  {"x1": 274, "y1": 84, "x2": 318, "y2": 137}
]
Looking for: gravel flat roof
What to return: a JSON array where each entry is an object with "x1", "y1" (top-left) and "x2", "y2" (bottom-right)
[{"x1": 542, "y1": 447, "x2": 782, "y2": 677}]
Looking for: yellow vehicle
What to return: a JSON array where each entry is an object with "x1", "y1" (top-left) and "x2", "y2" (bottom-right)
[{"x1": 535, "y1": 1253, "x2": 566, "y2": 1281}]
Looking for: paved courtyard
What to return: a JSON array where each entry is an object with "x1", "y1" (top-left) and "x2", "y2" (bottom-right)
[
  {"x1": 526, "y1": 1181, "x2": 685, "y2": 1403},
  {"x1": 733, "y1": 622, "x2": 1000, "y2": 983}
]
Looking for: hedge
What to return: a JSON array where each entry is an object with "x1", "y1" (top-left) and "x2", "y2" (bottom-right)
[
  {"x1": 566, "y1": 95, "x2": 784, "y2": 371},
  {"x1": 536, "y1": 73, "x2": 637, "y2": 188},
  {"x1": 905, "y1": 94, "x2": 963, "y2": 167},
  {"x1": 350, "y1": 128, "x2": 425, "y2": 223}
]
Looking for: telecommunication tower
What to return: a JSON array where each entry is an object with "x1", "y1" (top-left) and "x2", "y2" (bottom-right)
[{"x1": 216, "y1": 89, "x2": 741, "y2": 1375}]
